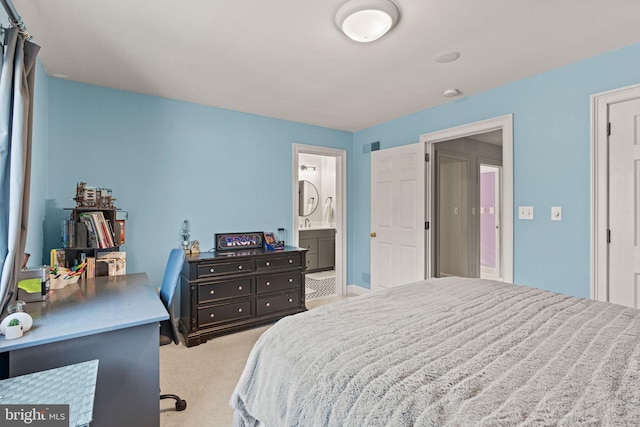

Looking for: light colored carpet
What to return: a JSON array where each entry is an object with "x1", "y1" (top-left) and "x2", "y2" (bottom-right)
[{"x1": 160, "y1": 295, "x2": 347, "y2": 427}]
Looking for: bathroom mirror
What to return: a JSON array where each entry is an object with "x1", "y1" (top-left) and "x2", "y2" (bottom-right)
[{"x1": 298, "y1": 180, "x2": 319, "y2": 216}]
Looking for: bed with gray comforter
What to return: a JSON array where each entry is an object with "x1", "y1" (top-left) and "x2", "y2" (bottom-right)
[{"x1": 230, "y1": 277, "x2": 640, "y2": 426}]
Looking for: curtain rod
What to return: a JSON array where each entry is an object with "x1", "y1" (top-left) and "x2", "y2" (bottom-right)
[{"x1": 0, "y1": 0, "x2": 30, "y2": 39}]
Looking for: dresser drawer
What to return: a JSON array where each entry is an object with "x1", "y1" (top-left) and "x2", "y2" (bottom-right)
[
  {"x1": 198, "y1": 300, "x2": 253, "y2": 326},
  {"x1": 256, "y1": 271, "x2": 301, "y2": 294},
  {"x1": 197, "y1": 260, "x2": 254, "y2": 278},
  {"x1": 198, "y1": 278, "x2": 252, "y2": 303},
  {"x1": 256, "y1": 254, "x2": 302, "y2": 270},
  {"x1": 256, "y1": 291, "x2": 300, "y2": 316}
]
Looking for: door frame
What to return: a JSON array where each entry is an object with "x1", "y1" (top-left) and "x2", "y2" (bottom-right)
[
  {"x1": 419, "y1": 114, "x2": 514, "y2": 283},
  {"x1": 591, "y1": 83, "x2": 640, "y2": 301},
  {"x1": 292, "y1": 144, "x2": 347, "y2": 296}
]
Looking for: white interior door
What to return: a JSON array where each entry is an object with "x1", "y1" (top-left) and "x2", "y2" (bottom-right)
[
  {"x1": 609, "y1": 98, "x2": 640, "y2": 308},
  {"x1": 371, "y1": 143, "x2": 425, "y2": 290}
]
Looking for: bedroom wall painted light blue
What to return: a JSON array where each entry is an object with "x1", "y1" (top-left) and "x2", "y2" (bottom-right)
[
  {"x1": 45, "y1": 79, "x2": 352, "y2": 286},
  {"x1": 350, "y1": 42, "x2": 640, "y2": 298}
]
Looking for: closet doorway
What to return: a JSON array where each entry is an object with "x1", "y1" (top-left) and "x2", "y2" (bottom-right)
[
  {"x1": 421, "y1": 115, "x2": 513, "y2": 283},
  {"x1": 292, "y1": 144, "x2": 347, "y2": 299},
  {"x1": 433, "y1": 134, "x2": 502, "y2": 279}
]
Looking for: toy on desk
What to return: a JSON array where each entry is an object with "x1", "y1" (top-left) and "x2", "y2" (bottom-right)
[
  {"x1": 190, "y1": 240, "x2": 200, "y2": 254},
  {"x1": 264, "y1": 232, "x2": 284, "y2": 251}
]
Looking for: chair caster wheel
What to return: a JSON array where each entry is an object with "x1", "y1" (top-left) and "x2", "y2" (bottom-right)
[{"x1": 176, "y1": 400, "x2": 187, "y2": 411}]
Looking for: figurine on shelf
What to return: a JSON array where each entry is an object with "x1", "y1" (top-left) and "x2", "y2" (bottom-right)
[
  {"x1": 190, "y1": 240, "x2": 200, "y2": 254},
  {"x1": 181, "y1": 220, "x2": 191, "y2": 253},
  {"x1": 74, "y1": 181, "x2": 116, "y2": 209},
  {"x1": 74, "y1": 181, "x2": 89, "y2": 207}
]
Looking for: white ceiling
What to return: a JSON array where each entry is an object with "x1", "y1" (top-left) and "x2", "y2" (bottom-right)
[{"x1": 12, "y1": 0, "x2": 640, "y2": 132}]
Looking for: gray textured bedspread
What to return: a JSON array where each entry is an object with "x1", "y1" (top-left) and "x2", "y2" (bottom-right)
[{"x1": 230, "y1": 277, "x2": 640, "y2": 426}]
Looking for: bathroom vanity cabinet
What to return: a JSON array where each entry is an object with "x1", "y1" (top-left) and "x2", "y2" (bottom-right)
[{"x1": 299, "y1": 228, "x2": 335, "y2": 272}]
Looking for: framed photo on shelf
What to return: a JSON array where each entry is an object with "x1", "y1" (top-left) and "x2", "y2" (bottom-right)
[{"x1": 264, "y1": 232, "x2": 284, "y2": 251}]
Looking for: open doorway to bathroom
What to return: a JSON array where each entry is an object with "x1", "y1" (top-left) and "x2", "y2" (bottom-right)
[{"x1": 292, "y1": 144, "x2": 347, "y2": 300}]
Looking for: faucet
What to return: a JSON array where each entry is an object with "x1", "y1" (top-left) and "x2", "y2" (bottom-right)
[{"x1": 305, "y1": 218, "x2": 310, "y2": 228}]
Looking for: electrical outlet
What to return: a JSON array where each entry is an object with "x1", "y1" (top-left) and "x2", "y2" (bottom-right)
[{"x1": 518, "y1": 206, "x2": 534, "y2": 220}]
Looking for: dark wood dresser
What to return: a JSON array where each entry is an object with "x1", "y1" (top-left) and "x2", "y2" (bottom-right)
[{"x1": 179, "y1": 247, "x2": 307, "y2": 347}]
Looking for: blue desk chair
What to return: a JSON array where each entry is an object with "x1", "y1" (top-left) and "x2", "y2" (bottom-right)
[{"x1": 159, "y1": 248, "x2": 187, "y2": 411}]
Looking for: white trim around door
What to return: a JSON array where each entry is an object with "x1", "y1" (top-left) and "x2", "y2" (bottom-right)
[
  {"x1": 419, "y1": 114, "x2": 514, "y2": 283},
  {"x1": 292, "y1": 144, "x2": 347, "y2": 296},
  {"x1": 591, "y1": 83, "x2": 640, "y2": 301}
]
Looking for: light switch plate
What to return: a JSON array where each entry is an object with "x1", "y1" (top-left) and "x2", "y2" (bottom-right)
[
  {"x1": 518, "y1": 206, "x2": 534, "y2": 220},
  {"x1": 551, "y1": 206, "x2": 562, "y2": 221}
]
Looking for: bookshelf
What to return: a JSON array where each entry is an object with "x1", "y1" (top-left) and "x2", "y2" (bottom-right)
[{"x1": 61, "y1": 207, "x2": 125, "y2": 273}]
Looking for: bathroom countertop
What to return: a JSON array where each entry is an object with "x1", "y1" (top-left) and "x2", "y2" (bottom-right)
[{"x1": 299, "y1": 226, "x2": 335, "y2": 231}]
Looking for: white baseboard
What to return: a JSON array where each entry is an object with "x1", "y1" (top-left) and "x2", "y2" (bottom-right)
[{"x1": 347, "y1": 284, "x2": 370, "y2": 296}]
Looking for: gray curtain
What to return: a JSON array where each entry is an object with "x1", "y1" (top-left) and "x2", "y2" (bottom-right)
[{"x1": 0, "y1": 27, "x2": 40, "y2": 314}]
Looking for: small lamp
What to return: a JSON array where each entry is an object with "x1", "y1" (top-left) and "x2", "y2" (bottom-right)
[{"x1": 335, "y1": 0, "x2": 400, "y2": 43}]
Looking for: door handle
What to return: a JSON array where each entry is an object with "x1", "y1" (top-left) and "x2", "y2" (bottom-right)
[{"x1": 370, "y1": 232, "x2": 376, "y2": 238}]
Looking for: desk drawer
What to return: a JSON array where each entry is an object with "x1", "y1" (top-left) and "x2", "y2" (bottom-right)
[
  {"x1": 256, "y1": 271, "x2": 301, "y2": 294},
  {"x1": 198, "y1": 300, "x2": 253, "y2": 326},
  {"x1": 256, "y1": 291, "x2": 300, "y2": 316},
  {"x1": 256, "y1": 254, "x2": 301, "y2": 270},
  {"x1": 198, "y1": 278, "x2": 252, "y2": 303},
  {"x1": 197, "y1": 260, "x2": 254, "y2": 278}
]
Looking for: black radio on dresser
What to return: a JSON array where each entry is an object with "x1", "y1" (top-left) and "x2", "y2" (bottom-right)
[{"x1": 179, "y1": 247, "x2": 307, "y2": 347}]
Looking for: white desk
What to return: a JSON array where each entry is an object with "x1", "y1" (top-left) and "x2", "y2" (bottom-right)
[{"x1": 0, "y1": 273, "x2": 167, "y2": 427}]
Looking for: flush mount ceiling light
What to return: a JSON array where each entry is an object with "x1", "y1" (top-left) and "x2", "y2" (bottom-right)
[
  {"x1": 335, "y1": 0, "x2": 400, "y2": 43},
  {"x1": 434, "y1": 50, "x2": 461, "y2": 64},
  {"x1": 443, "y1": 88, "x2": 462, "y2": 97}
]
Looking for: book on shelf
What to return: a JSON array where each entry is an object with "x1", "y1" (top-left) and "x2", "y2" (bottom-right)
[
  {"x1": 85, "y1": 256, "x2": 95, "y2": 278},
  {"x1": 115, "y1": 220, "x2": 125, "y2": 245},
  {"x1": 77, "y1": 211, "x2": 115, "y2": 249},
  {"x1": 96, "y1": 252, "x2": 126, "y2": 276},
  {"x1": 91, "y1": 211, "x2": 114, "y2": 248},
  {"x1": 78, "y1": 213, "x2": 100, "y2": 248}
]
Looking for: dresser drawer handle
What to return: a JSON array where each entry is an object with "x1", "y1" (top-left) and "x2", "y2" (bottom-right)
[
  {"x1": 238, "y1": 265, "x2": 243, "y2": 270},
  {"x1": 266, "y1": 262, "x2": 270, "y2": 266},
  {"x1": 288, "y1": 278, "x2": 293, "y2": 283},
  {"x1": 209, "y1": 268, "x2": 215, "y2": 273},
  {"x1": 265, "y1": 302, "x2": 271, "y2": 307},
  {"x1": 210, "y1": 290, "x2": 215, "y2": 295},
  {"x1": 210, "y1": 313, "x2": 215, "y2": 318},
  {"x1": 266, "y1": 281, "x2": 271, "y2": 286},
  {"x1": 238, "y1": 286, "x2": 243, "y2": 291},
  {"x1": 289, "y1": 259, "x2": 293, "y2": 264},
  {"x1": 288, "y1": 298, "x2": 293, "y2": 303},
  {"x1": 238, "y1": 308, "x2": 243, "y2": 313}
]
